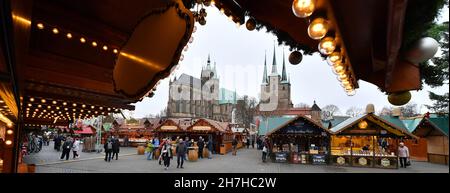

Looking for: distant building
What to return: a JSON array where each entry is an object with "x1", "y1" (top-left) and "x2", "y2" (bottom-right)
[
  {"x1": 166, "y1": 55, "x2": 238, "y2": 122},
  {"x1": 256, "y1": 47, "x2": 326, "y2": 124},
  {"x1": 259, "y1": 46, "x2": 293, "y2": 111}
]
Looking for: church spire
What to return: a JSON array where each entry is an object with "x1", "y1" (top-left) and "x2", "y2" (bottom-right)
[
  {"x1": 271, "y1": 44, "x2": 278, "y2": 75},
  {"x1": 281, "y1": 48, "x2": 288, "y2": 82},
  {"x1": 207, "y1": 54, "x2": 211, "y2": 69},
  {"x1": 213, "y1": 61, "x2": 217, "y2": 78},
  {"x1": 262, "y1": 51, "x2": 268, "y2": 84}
]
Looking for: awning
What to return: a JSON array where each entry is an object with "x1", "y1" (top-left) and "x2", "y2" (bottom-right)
[{"x1": 74, "y1": 125, "x2": 95, "y2": 135}]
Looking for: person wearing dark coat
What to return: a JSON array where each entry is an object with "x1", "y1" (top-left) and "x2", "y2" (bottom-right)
[
  {"x1": 207, "y1": 139, "x2": 213, "y2": 159},
  {"x1": 176, "y1": 139, "x2": 187, "y2": 168},
  {"x1": 60, "y1": 138, "x2": 73, "y2": 160},
  {"x1": 197, "y1": 137, "x2": 205, "y2": 159},
  {"x1": 104, "y1": 138, "x2": 113, "y2": 162},
  {"x1": 112, "y1": 137, "x2": 120, "y2": 160},
  {"x1": 54, "y1": 134, "x2": 61, "y2": 151}
]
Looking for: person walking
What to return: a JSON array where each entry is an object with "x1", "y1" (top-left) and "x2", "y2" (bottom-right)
[
  {"x1": 262, "y1": 139, "x2": 269, "y2": 162},
  {"x1": 123, "y1": 136, "x2": 129, "y2": 147},
  {"x1": 161, "y1": 139, "x2": 173, "y2": 170},
  {"x1": 158, "y1": 138, "x2": 167, "y2": 165},
  {"x1": 246, "y1": 136, "x2": 250, "y2": 149},
  {"x1": 256, "y1": 137, "x2": 261, "y2": 150},
  {"x1": 398, "y1": 142, "x2": 410, "y2": 168},
  {"x1": 232, "y1": 137, "x2": 238, "y2": 156},
  {"x1": 176, "y1": 139, "x2": 187, "y2": 168},
  {"x1": 145, "y1": 139, "x2": 154, "y2": 160},
  {"x1": 197, "y1": 136, "x2": 205, "y2": 159},
  {"x1": 60, "y1": 137, "x2": 73, "y2": 160},
  {"x1": 207, "y1": 138, "x2": 213, "y2": 159},
  {"x1": 252, "y1": 136, "x2": 255, "y2": 148},
  {"x1": 72, "y1": 138, "x2": 81, "y2": 159},
  {"x1": 184, "y1": 137, "x2": 189, "y2": 161},
  {"x1": 104, "y1": 138, "x2": 113, "y2": 162},
  {"x1": 112, "y1": 136, "x2": 120, "y2": 160}
]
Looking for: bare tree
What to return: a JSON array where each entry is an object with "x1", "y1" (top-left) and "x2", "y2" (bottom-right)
[
  {"x1": 346, "y1": 106, "x2": 364, "y2": 117},
  {"x1": 235, "y1": 95, "x2": 258, "y2": 128},
  {"x1": 378, "y1": 106, "x2": 393, "y2": 116},
  {"x1": 294, "y1": 103, "x2": 310, "y2": 108},
  {"x1": 401, "y1": 103, "x2": 419, "y2": 117},
  {"x1": 322, "y1": 104, "x2": 341, "y2": 116}
]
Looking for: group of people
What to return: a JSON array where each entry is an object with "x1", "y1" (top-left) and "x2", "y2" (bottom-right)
[
  {"x1": 103, "y1": 136, "x2": 120, "y2": 162},
  {"x1": 143, "y1": 136, "x2": 215, "y2": 170},
  {"x1": 59, "y1": 136, "x2": 81, "y2": 160},
  {"x1": 242, "y1": 136, "x2": 255, "y2": 149}
]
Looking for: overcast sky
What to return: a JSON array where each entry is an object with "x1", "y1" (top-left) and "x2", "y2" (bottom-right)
[{"x1": 129, "y1": 5, "x2": 449, "y2": 118}]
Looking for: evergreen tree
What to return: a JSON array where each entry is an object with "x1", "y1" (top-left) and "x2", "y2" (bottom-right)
[{"x1": 422, "y1": 21, "x2": 449, "y2": 113}]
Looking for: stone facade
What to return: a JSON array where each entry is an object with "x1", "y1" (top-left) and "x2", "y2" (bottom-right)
[
  {"x1": 260, "y1": 47, "x2": 293, "y2": 111},
  {"x1": 167, "y1": 55, "x2": 237, "y2": 122}
]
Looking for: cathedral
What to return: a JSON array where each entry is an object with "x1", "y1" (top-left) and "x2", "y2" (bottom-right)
[
  {"x1": 260, "y1": 47, "x2": 294, "y2": 111},
  {"x1": 166, "y1": 55, "x2": 237, "y2": 122}
]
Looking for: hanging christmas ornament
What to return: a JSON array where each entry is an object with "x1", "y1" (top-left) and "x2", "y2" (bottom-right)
[
  {"x1": 246, "y1": 17, "x2": 256, "y2": 31},
  {"x1": 388, "y1": 91, "x2": 411, "y2": 106},
  {"x1": 289, "y1": 51, "x2": 303, "y2": 65},
  {"x1": 199, "y1": 16, "x2": 206, "y2": 25},
  {"x1": 179, "y1": 54, "x2": 184, "y2": 61},
  {"x1": 405, "y1": 37, "x2": 439, "y2": 64},
  {"x1": 204, "y1": 0, "x2": 212, "y2": 6}
]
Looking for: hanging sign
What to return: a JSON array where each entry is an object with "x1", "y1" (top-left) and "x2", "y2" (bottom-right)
[
  {"x1": 161, "y1": 126, "x2": 178, "y2": 130},
  {"x1": 358, "y1": 157, "x2": 368, "y2": 166},
  {"x1": 312, "y1": 154, "x2": 327, "y2": 165},
  {"x1": 275, "y1": 152, "x2": 288, "y2": 163},
  {"x1": 337, "y1": 156, "x2": 346, "y2": 165},
  {"x1": 193, "y1": 126, "x2": 211, "y2": 131},
  {"x1": 381, "y1": 158, "x2": 391, "y2": 167}
]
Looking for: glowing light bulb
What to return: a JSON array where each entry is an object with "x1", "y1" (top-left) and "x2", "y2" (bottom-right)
[
  {"x1": 308, "y1": 18, "x2": 328, "y2": 40},
  {"x1": 37, "y1": 23, "x2": 44, "y2": 29},
  {"x1": 318, "y1": 37, "x2": 336, "y2": 55},
  {"x1": 292, "y1": 0, "x2": 315, "y2": 18}
]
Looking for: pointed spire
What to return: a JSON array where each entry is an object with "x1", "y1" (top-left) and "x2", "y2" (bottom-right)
[
  {"x1": 213, "y1": 61, "x2": 217, "y2": 78},
  {"x1": 262, "y1": 51, "x2": 268, "y2": 84},
  {"x1": 271, "y1": 44, "x2": 278, "y2": 75},
  {"x1": 281, "y1": 48, "x2": 288, "y2": 82},
  {"x1": 207, "y1": 54, "x2": 211, "y2": 69}
]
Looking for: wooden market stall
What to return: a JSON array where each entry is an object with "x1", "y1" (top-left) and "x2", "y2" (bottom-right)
[
  {"x1": 411, "y1": 114, "x2": 449, "y2": 165},
  {"x1": 329, "y1": 107, "x2": 418, "y2": 169},
  {"x1": 113, "y1": 119, "x2": 161, "y2": 147},
  {"x1": 187, "y1": 118, "x2": 232, "y2": 155},
  {"x1": 266, "y1": 115, "x2": 331, "y2": 165},
  {"x1": 1, "y1": 0, "x2": 194, "y2": 172}
]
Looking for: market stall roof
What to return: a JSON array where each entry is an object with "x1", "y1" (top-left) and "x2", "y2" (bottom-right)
[
  {"x1": 6, "y1": 0, "x2": 193, "y2": 126},
  {"x1": 381, "y1": 115, "x2": 408, "y2": 130},
  {"x1": 257, "y1": 115, "x2": 296, "y2": 136},
  {"x1": 232, "y1": 127, "x2": 246, "y2": 133},
  {"x1": 413, "y1": 115, "x2": 449, "y2": 137},
  {"x1": 266, "y1": 115, "x2": 330, "y2": 136},
  {"x1": 401, "y1": 118, "x2": 423, "y2": 133},
  {"x1": 330, "y1": 113, "x2": 418, "y2": 139},
  {"x1": 427, "y1": 116, "x2": 449, "y2": 136},
  {"x1": 321, "y1": 116, "x2": 350, "y2": 129},
  {"x1": 74, "y1": 125, "x2": 95, "y2": 135},
  {"x1": 154, "y1": 118, "x2": 194, "y2": 132},
  {"x1": 186, "y1": 118, "x2": 231, "y2": 133}
]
